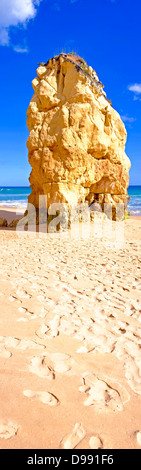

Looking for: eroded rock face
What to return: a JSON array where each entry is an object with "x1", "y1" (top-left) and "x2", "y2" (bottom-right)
[
  {"x1": 26, "y1": 53, "x2": 131, "y2": 219},
  {"x1": 0, "y1": 218, "x2": 7, "y2": 227}
]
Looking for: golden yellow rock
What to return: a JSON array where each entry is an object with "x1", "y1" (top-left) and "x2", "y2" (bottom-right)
[
  {"x1": 8, "y1": 219, "x2": 20, "y2": 228},
  {"x1": 0, "y1": 217, "x2": 7, "y2": 227},
  {"x1": 26, "y1": 53, "x2": 131, "y2": 220}
]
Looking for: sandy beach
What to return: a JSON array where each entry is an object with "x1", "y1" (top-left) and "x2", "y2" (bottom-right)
[{"x1": 0, "y1": 210, "x2": 141, "y2": 450}]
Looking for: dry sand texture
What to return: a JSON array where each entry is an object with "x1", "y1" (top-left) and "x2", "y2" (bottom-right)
[{"x1": 0, "y1": 216, "x2": 141, "y2": 449}]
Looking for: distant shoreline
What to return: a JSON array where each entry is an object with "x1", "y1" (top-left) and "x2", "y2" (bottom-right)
[
  {"x1": 0, "y1": 208, "x2": 25, "y2": 226},
  {"x1": 0, "y1": 207, "x2": 25, "y2": 212},
  {"x1": 0, "y1": 185, "x2": 141, "y2": 217}
]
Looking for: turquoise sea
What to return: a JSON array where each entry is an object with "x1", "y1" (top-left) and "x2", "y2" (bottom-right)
[
  {"x1": 128, "y1": 186, "x2": 141, "y2": 216},
  {"x1": 0, "y1": 187, "x2": 31, "y2": 209},
  {"x1": 0, "y1": 186, "x2": 141, "y2": 216}
]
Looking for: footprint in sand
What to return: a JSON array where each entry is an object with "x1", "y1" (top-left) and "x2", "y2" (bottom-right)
[
  {"x1": 26, "y1": 311, "x2": 37, "y2": 320},
  {"x1": 0, "y1": 421, "x2": 18, "y2": 439},
  {"x1": 9, "y1": 295, "x2": 21, "y2": 305},
  {"x1": 47, "y1": 353, "x2": 74, "y2": 373},
  {"x1": 5, "y1": 337, "x2": 20, "y2": 348},
  {"x1": 18, "y1": 307, "x2": 27, "y2": 314},
  {"x1": 16, "y1": 289, "x2": 31, "y2": 299},
  {"x1": 29, "y1": 356, "x2": 55, "y2": 379},
  {"x1": 18, "y1": 306, "x2": 37, "y2": 319},
  {"x1": 36, "y1": 316, "x2": 61, "y2": 339},
  {"x1": 0, "y1": 347, "x2": 11, "y2": 358},
  {"x1": 0, "y1": 337, "x2": 11, "y2": 358},
  {"x1": 89, "y1": 436, "x2": 103, "y2": 449},
  {"x1": 115, "y1": 340, "x2": 141, "y2": 395},
  {"x1": 18, "y1": 339, "x2": 45, "y2": 351},
  {"x1": 79, "y1": 373, "x2": 130, "y2": 411},
  {"x1": 136, "y1": 431, "x2": 141, "y2": 446},
  {"x1": 60, "y1": 423, "x2": 86, "y2": 449},
  {"x1": 35, "y1": 325, "x2": 49, "y2": 340},
  {"x1": 3, "y1": 337, "x2": 45, "y2": 352},
  {"x1": 23, "y1": 390, "x2": 59, "y2": 406},
  {"x1": 9, "y1": 295, "x2": 16, "y2": 302}
]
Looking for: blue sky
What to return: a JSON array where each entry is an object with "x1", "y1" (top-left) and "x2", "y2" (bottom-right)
[{"x1": 0, "y1": 0, "x2": 141, "y2": 186}]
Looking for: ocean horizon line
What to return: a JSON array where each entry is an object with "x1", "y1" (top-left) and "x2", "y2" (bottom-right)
[
  {"x1": 0, "y1": 185, "x2": 140, "y2": 215},
  {"x1": 0, "y1": 184, "x2": 141, "y2": 188}
]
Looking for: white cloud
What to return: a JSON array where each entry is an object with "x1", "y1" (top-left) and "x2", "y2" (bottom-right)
[
  {"x1": 128, "y1": 83, "x2": 141, "y2": 101},
  {"x1": 0, "y1": 0, "x2": 42, "y2": 49},
  {"x1": 121, "y1": 115, "x2": 136, "y2": 123},
  {"x1": 13, "y1": 44, "x2": 29, "y2": 53},
  {"x1": 128, "y1": 83, "x2": 141, "y2": 94}
]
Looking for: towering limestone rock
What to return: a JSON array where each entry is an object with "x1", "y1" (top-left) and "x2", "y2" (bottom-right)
[{"x1": 26, "y1": 53, "x2": 131, "y2": 220}]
